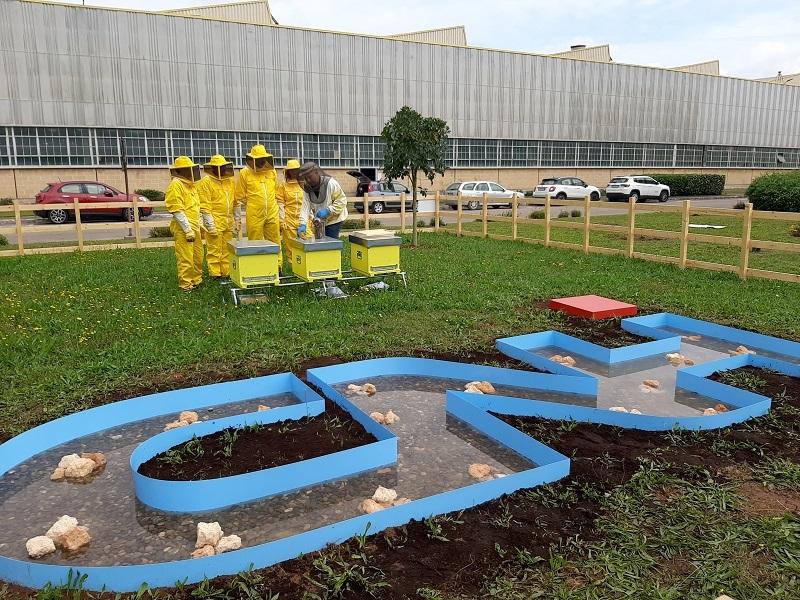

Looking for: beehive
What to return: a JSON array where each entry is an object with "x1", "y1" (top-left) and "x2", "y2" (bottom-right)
[
  {"x1": 287, "y1": 236, "x2": 343, "y2": 282},
  {"x1": 349, "y1": 230, "x2": 401, "y2": 276},
  {"x1": 228, "y1": 240, "x2": 280, "y2": 288}
]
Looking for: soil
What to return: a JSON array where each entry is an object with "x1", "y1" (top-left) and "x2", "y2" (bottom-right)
[
  {"x1": 709, "y1": 364, "x2": 800, "y2": 398},
  {"x1": 552, "y1": 314, "x2": 650, "y2": 348},
  {"x1": 4, "y1": 369, "x2": 798, "y2": 599},
  {"x1": 137, "y1": 401, "x2": 376, "y2": 481}
]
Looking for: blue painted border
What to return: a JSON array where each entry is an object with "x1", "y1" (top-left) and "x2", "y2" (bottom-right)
[{"x1": 130, "y1": 402, "x2": 397, "y2": 513}]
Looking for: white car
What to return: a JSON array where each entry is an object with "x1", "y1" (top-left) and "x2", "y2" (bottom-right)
[
  {"x1": 443, "y1": 181, "x2": 524, "y2": 210},
  {"x1": 533, "y1": 177, "x2": 601, "y2": 200},
  {"x1": 605, "y1": 176, "x2": 670, "y2": 202}
]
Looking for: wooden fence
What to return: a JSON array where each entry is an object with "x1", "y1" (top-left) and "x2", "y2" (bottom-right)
[{"x1": 2, "y1": 192, "x2": 798, "y2": 285}]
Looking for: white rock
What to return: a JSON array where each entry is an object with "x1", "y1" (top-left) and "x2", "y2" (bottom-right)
[
  {"x1": 63, "y1": 457, "x2": 96, "y2": 478},
  {"x1": 179, "y1": 411, "x2": 199, "y2": 424},
  {"x1": 392, "y1": 497, "x2": 411, "y2": 506},
  {"x1": 50, "y1": 467, "x2": 65, "y2": 481},
  {"x1": 630, "y1": 409, "x2": 643, "y2": 415},
  {"x1": 26, "y1": 536, "x2": 56, "y2": 559},
  {"x1": 608, "y1": 406, "x2": 628, "y2": 413},
  {"x1": 464, "y1": 384, "x2": 483, "y2": 394},
  {"x1": 642, "y1": 379, "x2": 660, "y2": 389},
  {"x1": 216, "y1": 534, "x2": 242, "y2": 553},
  {"x1": 191, "y1": 545, "x2": 216, "y2": 559},
  {"x1": 57, "y1": 454, "x2": 82, "y2": 469},
  {"x1": 372, "y1": 486, "x2": 398, "y2": 504},
  {"x1": 362, "y1": 383, "x2": 377, "y2": 395},
  {"x1": 468, "y1": 463, "x2": 493, "y2": 479},
  {"x1": 164, "y1": 420, "x2": 189, "y2": 431},
  {"x1": 257, "y1": 405, "x2": 270, "y2": 411},
  {"x1": 46, "y1": 515, "x2": 78, "y2": 541},
  {"x1": 703, "y1": 408, "x2": 719, "y2": 416},
  {"x1": 58, "y1": 526, "x2": 91, "y2": 552},
  {"x1": 195, "y1": 521, "x2": 223, "y2": 549},
  {"x1": 369, "y1": 411, "x2": 386, "y2": 424},
  {"x1": 359, "y1": 499, "x2": 384, "y2": 514},
  {"x1": 346, "y1": 383, "x2": 361, "y2": 392},
  {"x1": 384, "y1": 410, "x2": 400, "y2": 425},
  {"x1": 494, "y1": 473, "x2": 508, "y2": 479}
]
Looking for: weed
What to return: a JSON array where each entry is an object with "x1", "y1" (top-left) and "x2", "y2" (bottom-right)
[
  {"x1": 733, "y1": 200, "x2": 747, "y2": 209},
  {"x1": 529, "y1": 210, "x2": 546, "y2": 219},
  {"x1": 718, "y1": 369, "x2": 767, "y2": 392},
  {"x1": 158, "y1": 448, "x2": 185, "y2": 466},
  {"x1": 754, "y1": 457, "x2": 800, "y2": 490},
  {"x1": 424, "y1": 513, "x2": 464, "y2": 542},
  {"x1": 0, "y1": 234, "x2": 7, "y2": 247},
  {"x1": 416, "y1": 587, "x2": 444, "y2": 599},
  {"x1": 0, "y1": 198, "x2": 12, "y2": 206},
  {"x1": 342, "y1": 218, "x2": 381, "y2": 231},
  {"x1": 557, "y1": 209, "x2": 570, "y2": 218},
  {"x1": 148, "y1": 226, "x2": 172, "y2": 238},
  {"x1": 570, "y1": 209, "x2": 582, "y2": 217},
  {"x1": 790, "y1": 223, "x2": 800, "y2": 238}
]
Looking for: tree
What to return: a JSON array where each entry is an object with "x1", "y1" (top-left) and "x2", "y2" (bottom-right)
[{"x1": 381, "y1": 106, "x2": 450, "y2": 246}]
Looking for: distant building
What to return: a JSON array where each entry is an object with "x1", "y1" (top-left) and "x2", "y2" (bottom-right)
[{"x1": 0, "y1": 0, "x2": 798, "y2": 198}]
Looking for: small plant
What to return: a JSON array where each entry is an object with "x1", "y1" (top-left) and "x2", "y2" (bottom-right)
[
  {"x1": 718, "y1": 369, "x2": 767, "y2": 392},
  {"x1": 733, "y1": 200, "x2": 747, "y2": 209},
  {"x1": 135, "y1": 188, "x2": 165, "y2": 202},
  {"x1": 149, "y1": 226, "x2": 172, "y2": 238},
  {"x1": 183, "y1": 436, "x2": 205, "y2": 458},
  {"x1": 790, "y1": 223, "x2": 800, "y2": 237},
  {"x1": 557, "y1": 209, "x2": 570, "y2": 218},
  {"x1": 428, "y1": 217, "x2": 445, "y2": 227},
  {"x1": 0, "y1": 197, "x2": 13, "y2": 206},
  {"x1": 529, "y1": 209, "x2": 546, "y2": 219},
  {"x1": 158, "y1": 448, "x2": 185, "y2": 466},
  {"x1": 570, "y1": 209, "x2": 582, "y2": 217},
  {"x1": 417, "y1": 587, "x2": 444, "y2": 599},
  {"x1": 754, "y1": 457, "x2": 800, "y2": 490},
  {"x1": 0, "y1": 234, "x2": 8, "y2": 247}
]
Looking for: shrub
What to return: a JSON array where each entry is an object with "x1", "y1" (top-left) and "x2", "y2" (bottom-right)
[
  {"x1": 557, "y1": 210, "x2": 570, "y2": 218},
  {"x1": 529, "y1": 210, "x2": 546, "y2": 219},
  {"x1": 0, "y1": 233, "x2": 8, "y2": 246},
  {"x1": 745, "y1": 171, "x2": 800, "y2": 212},
  {"x1": 733, "y1": 201, "x2": 747, "y2": 209},
  {"x1": 342, "y1": 219, "x2": 381, "y2": 230},
  {"x1": 148, "y1": 226, "x2": 172, "y2": 238},
  {"x1": 646, "y1": 174, "x2": 725, "y2": 196},
  {"x1": 790, "y1": 224, "x2": 800, "y2": 238},
  {"x1": 570, "y1": 209, "x2": 582, "y2": 218},
  {"x1": 0, "y1": 198, "x2": 13, "y2": 206},
  {"x1": 428, "y1": 217, "x2": 445, "y2": 227},
  {"x1": 135, "y1": 189, "x2": 165, "y2": 203}
]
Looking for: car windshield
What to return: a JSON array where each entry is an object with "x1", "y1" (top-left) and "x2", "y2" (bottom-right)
[
  {"x1": 610, "y1": 177, "x2": 629, "y2": 183},
  {"x1": 445, "y1": 183, "x2": 460, "y2": 192},
  {"x1": 540, "y1": 179, "x2": 557, "y2": 184}
]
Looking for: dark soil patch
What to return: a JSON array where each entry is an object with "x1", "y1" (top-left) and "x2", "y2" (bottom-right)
[
  {"x1": 554, "y1": 314, "x2": 650, "y2": 348},
  {"x1": 137, "y1": 401, "x2": 376, "y2": 481},
  {"x1": 709, "y1": 365, "x2": 800, "y2": 401}
]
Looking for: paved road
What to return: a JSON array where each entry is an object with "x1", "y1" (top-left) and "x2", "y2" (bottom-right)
[{"x1": 2, "y1": 196, "x2": 743, "y2": 246}]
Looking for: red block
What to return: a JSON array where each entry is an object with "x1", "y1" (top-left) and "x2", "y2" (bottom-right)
[{"x1": 548, "y1": 295, "x2": 638, "y2": 320}]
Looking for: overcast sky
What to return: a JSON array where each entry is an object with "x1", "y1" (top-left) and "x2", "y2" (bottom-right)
[{"x1": 60, "y1": 0, "x2": 799, "y2": 79}]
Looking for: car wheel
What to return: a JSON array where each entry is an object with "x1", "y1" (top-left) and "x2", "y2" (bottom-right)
[
  {"x1": 467, "y1": 200, "x2": 480, "y2": 210},
  {"x1": 371, "y1": 201, "x2": 385, "y2": 214},
  {"x1": 658, "y1": 190, "x2": 669, "y2": 203},
  {"x1": 122, "y1": 208, "x2": 135, "y2": 221},
  {"x1": 629, "y1": 191, "x2": 640, "y2": 203},
  {"x1": 48, "y1": 208, "x2": 68, "y2": 224},
  {"x1": 590, "y1": 191, "x2": 600, "y2": 201},
  {"x1": 556, "y1": 192, "x2": 567, "y2": 200}
]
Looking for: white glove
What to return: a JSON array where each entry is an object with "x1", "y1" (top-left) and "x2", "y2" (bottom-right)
[
  {"x1": 173, "y1": 211, "x2": 191, "y2": 234},
  {"x1": 233, "y1": 205, "x2": 243, "y2": 230},
  {"x1": 202, "y1": 212, "x2": 217, "y2": 235}
]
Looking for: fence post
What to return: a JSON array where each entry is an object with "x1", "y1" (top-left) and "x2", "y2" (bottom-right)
[
  {"x1": 13, "y1": 200, "x2": 24, "y2": 256},
  {"x1": 544, "y1": 193, "x2": 551, "y2": 247},
  {"x1": 399, "y1": 192, "x2": 406, "y2": 234},
  {"x1": 457, "y1": 192, "x2": 463, "y2": 237},
  {"x1": 679, "y1": 199, "x2": 690, "y2": 268},
  {"x1": 73, "y1": 199, "x2": 84, "y2": 252},
  {"x1": 739, "y1": 202, "x2": 753, "y2": 280},
  {"x1": 512, "y1": 194, "x2": 518, "y2": 240},
  {"x1": 363, "y1": 195, "x2": 370, "y2": 230},
  {"x1": 132, "y1": 196, "x2": 142, "y2": 249},
  {"x1": 482, "y1": 192, "x2": 488, "y2": 238},
  {"x1": 583, "y1": 195, "x2": 591, "y2": 254},
  {"x1": 626, "y1": 197, "x2": 636, "y2": 258},
  {"x1": 434, "y1": 190, "x2": 440, "y2": 232}
]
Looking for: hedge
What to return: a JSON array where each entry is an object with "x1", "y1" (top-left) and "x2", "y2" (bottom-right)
[
  {"x1": 745, "y1": 171, "x2": 800, "y2": 212},
  {"x1": 135, "y1": 188, "x2": 165, "y2": 202},
  {"x1": 645, "y1": 174, "x2": 726, "y2": 196}
]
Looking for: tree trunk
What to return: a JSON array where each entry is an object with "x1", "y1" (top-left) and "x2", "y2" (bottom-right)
[{"x1": 411, "y1": 171, "x2": 418, "y2": 247}]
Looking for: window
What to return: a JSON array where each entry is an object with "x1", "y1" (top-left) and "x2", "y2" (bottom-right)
[
  {"x1": 574, "y1": 179, "x2": 586, "y2": 186},
  {"x1": 38, "y1": 128, "x2": 68, "y2": 166},
  {"x1": 643, "y1": 144, "x2": 673, "y2": 167},
  {"x1": 541, "y1": 141, "x2": 576, "y2": 167},
  {"x1": 68, "y1": 128, "x2": 92, "y2": 165},
  {"x1": 59, "y1": 184, "x2": 83, "y2": 194},
  {"x1": 192, "y1": 131, "x2": 218, "y2": 162},
  {"x1": 13, "y1": 127, "x2": 40, "y2": 166},
  {"x1": 475, "y1": 183, "x2": 489, "y2": 191},
  {"x1": 445, "y1": 183, "x2": 461, "y2": 193},
  {"x1": 217, "y1": 132, "x2": 236, "y2": 163},
  {"x1": 462, "y1": 183, "x2": 476, "y2": 191},
  {"x1": 95, "y1": 129, "x2": 119, "y2": 166},
  {"x1": 84, "y1": 184, "x2": 107, "y2": 195},
  {"x1": 170, "y1": 131, "x2": 193, "y2": 161},
  {"x1": 119, "y1": 130, "x2": 147, "y2": 166},
  {"x1": 302, "y1": 134, "x2": 319, "y2": 164},
  {"x1": 489, "y1": 183, "x2": 504, "y2": 192},
  {"x1": 675, "y1": 145, "x2": 703, "y2": 167},
  {"x1": 612, "y1": 143, "x2": 644, "y2": 167},
  {"x1": 281, "y1": 133, "x2": 300, "y2": 164},
  {"x1": 0, "y1": 128, "x2": 7, "y2": 166}
]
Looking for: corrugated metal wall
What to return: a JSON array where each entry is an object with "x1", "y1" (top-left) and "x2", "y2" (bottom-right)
[
  {"x1": 2, "y1": 1, "x2": 799, "y2": 148},
  {"x1": 161, "y1": 1, "x2": 273, "y2": 26},
  {"x1": 388, "y1": 26, "x2": 467, "y2": 46}
]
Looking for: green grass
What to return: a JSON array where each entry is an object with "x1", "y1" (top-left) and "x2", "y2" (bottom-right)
[
  {"x1": 470, "y1": 211, "x2": 800, "y2": 274},
  {"x1": 2, "y1": 233, "x2": 800, "y2": 439}
]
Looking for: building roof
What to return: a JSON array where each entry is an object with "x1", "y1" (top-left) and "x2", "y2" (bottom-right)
[
  {"x1": 756, "y1": 72, "x2": 800, "y2": 86},
  {"x1": 548, "y1": 44, "x2": 612, "y2": 63},
  {"x1": 672, "y1": 60, "x2": 720, "y2": 76},
  {"x1": 387, "y1": 25, "x2": 467, "y2": 46},
  {"x1": 160, "y1": 0, "x2": 274, "y2": 25}
]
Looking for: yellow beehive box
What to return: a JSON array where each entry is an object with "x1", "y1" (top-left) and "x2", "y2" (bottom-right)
[
  {"x1": 287, "y1": 236, "x2": 343, "y2": 282},
  {"x1": 349, "y1": 230, "x2": 401, "y2": 276},
  {"x1": 228, "y1": 239, "x2": 280, "y2": 288}
]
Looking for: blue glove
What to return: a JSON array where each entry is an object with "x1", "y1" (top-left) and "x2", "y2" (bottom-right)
[
  {"x1": 316, "y1": 208, "x2": 331, "y2": 219},
  {"x1": 297, "y1": 224, "x2": 307, "y2": 236}
]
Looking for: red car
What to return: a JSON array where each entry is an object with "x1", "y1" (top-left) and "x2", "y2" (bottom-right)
[{"x1": 34, "y1": 181, "x2": 153, "y2": 224}]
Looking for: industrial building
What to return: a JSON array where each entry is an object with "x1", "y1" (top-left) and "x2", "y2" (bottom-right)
[{"x1": 1, "y1": 0, "x2": 799, "y2": 199}]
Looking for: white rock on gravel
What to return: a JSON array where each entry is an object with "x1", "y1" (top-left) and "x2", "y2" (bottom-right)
[
  {"x1": 191, "y1": 545, "x2": 216, "y2": 559},
  {"x1": 179, "y1": 411, "x2": 199, "y2": 424},
  {"x1": 64, "y1": 457, "x2": 97, "y2": 479},
  {"x1": 359, "y1": 499, "x2": 384, "y2": 514},
  {"x1": 384, "y1": 410, "x2": 400, "y2": 425},
  {"x1": 608, "y1": 406, "x2": 628, "y2": 413},
  {"x1": 216, "y1": 535, "x2": 242, "y2": 553},
  {"x1": 50, "y1": 467, "x2": 65, "y2": 481},
  {"x1": 195, "y1": 521, "x2": 224, "y2": 549},
  {"x1": 468, "y1": 463, "x2": 493, "y2": 479},
  {"x1": 26, "y1": 536, "x2": 56, "y2": 559},
  {"x1": 372, "y1": 486, "x2": 398, "y2": 504},
  {"x1": 45, "y1": 515, "x2": 78, "y2": 541},
  {"x1": 58, "y1": 526, "x2": 91, "y2": 552},
  {"x1": 57, "y1": 454, "x2": 81, "y2": 470},
  {"x1": 369, "y1": 412, "x2": 386, "y2": 424}
]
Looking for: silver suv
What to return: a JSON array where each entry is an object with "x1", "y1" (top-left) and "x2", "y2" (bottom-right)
[{"x1": 443, "y1": 181, "x2": 523, "y2": 210}]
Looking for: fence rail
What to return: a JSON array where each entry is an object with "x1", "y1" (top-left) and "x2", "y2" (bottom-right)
[{"x1": 2, "y1": 191, "x2": 798, "y2": 285}]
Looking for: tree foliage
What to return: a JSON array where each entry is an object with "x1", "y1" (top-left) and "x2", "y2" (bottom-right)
[{"x1": 381, "y1": 106, "x2": 450, "y2": 245}]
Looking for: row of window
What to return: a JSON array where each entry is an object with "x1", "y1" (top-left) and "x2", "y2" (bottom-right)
[{"x1": 1, "y1": 127, "x2": 797, "y2": 170}]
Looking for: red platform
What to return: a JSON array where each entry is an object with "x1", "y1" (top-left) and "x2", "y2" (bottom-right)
[{"x1": 548, "y1": 295, "x2": 638, "y2": 319}]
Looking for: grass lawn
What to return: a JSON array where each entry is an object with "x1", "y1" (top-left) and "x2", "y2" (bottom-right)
[
  {"x1": 463, "y1": 210, "x2": 800, "y2": 274},
  {"x1": 1, "y1": 233, "x2": 799, "y2": 599}
]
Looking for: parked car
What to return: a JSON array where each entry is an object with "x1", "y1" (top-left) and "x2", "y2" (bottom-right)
[
  {"x1": 443, "y1": 181, "x2": 523, "y2": 210},
  {"x1": 605, "y1": 176, "x2": 670, "y2": 202},
  {"x1": 533, "y1": 177, "x2": 601, "y2": 200},
  {"x1": 34, "y1": 181, "x2": 152, "y2": 224},
  {"x1": 347, "y1": 171, "x2": 414, "y2": 214}
]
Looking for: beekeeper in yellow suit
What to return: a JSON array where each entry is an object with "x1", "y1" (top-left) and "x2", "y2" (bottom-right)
[
  {"x1": 165, "y1": 156, "x2": 202, "y2": 291},
  {"x1": 234, "y1": 144, "x2": 281, "y2": 255},
  {"x1": 198, "y1": 155, "x2": 235, "y2": 278},
  {"x1": 276, "y1": 158, "x2": 311, "y2": 264},
  {"x1": 297, "y1": 162, "x2": 348, "y2": 239}
]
